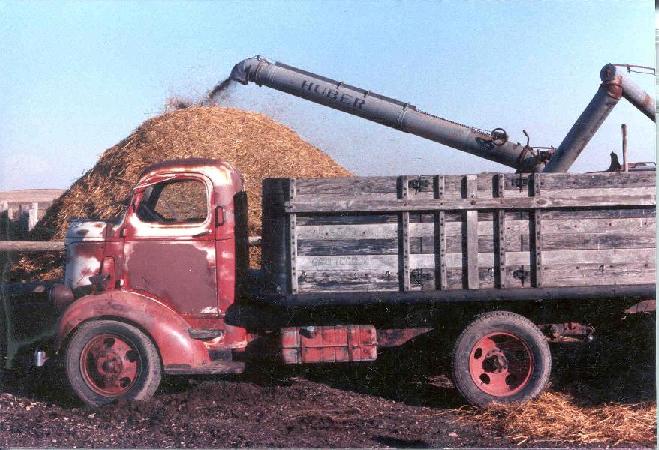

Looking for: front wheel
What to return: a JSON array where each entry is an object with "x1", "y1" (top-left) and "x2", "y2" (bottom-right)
[
  {"x1": 452, "y1": 311, "x2": 551, "y2": 406},
  {"x1": 65, "y1": 320, "x2": 162, "y2": 407}
]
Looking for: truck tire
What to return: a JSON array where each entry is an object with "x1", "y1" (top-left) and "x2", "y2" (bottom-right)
[
  {"x1": 451, "y1": 311, "x2": 551, "y2": 407},
  {"x1": 65, "y1": 320, "x2": 161, "y2": 407}
]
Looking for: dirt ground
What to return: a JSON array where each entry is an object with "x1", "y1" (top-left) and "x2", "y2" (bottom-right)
[{"x1": 0, "y1": 316, "x2": 654, "y2": 449}]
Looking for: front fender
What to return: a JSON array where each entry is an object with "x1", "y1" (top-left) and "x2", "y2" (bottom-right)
[{"x1": 56, "y1": 290, "x2": 211, "y2": 368}]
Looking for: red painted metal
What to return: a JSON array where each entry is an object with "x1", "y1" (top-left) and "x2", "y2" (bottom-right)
[
  {"x1": 280, "y1": 325, "x2": 377, "y2": 364},
  {"x1": 55, "y1": 160, "x2": 252, "y2": 374},
  {"x1": 80, "y1": 333, "x2": 140, "y2": 396},
  {"x1": 468, "y1": 332, "x2": 533, "y2": 397},
  {"x1": 57, "y1": 290, "x2": 213, "y2": 370}
]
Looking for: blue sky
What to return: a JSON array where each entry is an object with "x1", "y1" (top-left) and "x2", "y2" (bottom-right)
[{"x1": 0, "y1": 1, "x2": 655, "y2": 190}]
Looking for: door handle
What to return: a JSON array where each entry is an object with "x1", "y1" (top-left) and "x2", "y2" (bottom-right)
[{"x1": 193, "y1": 230, "x2": 212, "y2": 238}]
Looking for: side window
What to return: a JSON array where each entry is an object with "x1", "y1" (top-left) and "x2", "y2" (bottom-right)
[{"x1": 137, "y1": 179, "x2": 208, "y2": 224}]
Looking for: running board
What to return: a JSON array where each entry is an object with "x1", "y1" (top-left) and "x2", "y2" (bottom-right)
[{"x1": 164, "y1": 361, "x2": 245, "y2": 375}]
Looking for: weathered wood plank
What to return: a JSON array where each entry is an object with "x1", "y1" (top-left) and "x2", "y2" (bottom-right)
[
  {"x1": 297, "y1": 270, "x2": 399, "y2": 293},
  {"x1": 410, "y1": 252, "x2": 532, "y2": 269},
  {"x1": 538, "y1": 171, "x2": 655, "y2": 190},
  {"x1": 297, "y1": 238, "x2": 398, "y2": 256},
  {"x1": 295, "y1": 177, "x2": 397, "y2": 195},
  {"x1": 297, "y1": 219, "x2": 515, "y2": 241},
  {"x1": 541, "y1": 248, "x2": 655, "y2": 265},
  {"x1": 294, "y1": 172, "x2": 654, "y2": 197},
  {"x1": 297, "y1": 255, "x2": 399, "y2": 272},
  {"x1": 296, "y1": 214, "x2": 398, "y2": 226},
  {"x1": 545, "y1": 186, "x2": 654, "y2": 199},
  {"x1": 286, "y1": 193, "x2": 655, "y2": 213},
  {"x1": 542, "y1": 217, "x2": 655, "y2": 234},
  {"x1": 542, "y1": 262, "x2": 656, "y2": 287},
  {"x1": 411, "y1": 220, "x2": 535, "y2": 237},
  {"x1": 297, "y1": 223, "x2": 399, "y2": 240},
  {"x1": 409, "y1": 231, "x2": 654, "y2": 254},
  {"x1": 541, "y1": 232, "x2": 655, "y2": 250},
  {"x1": 297, "y1": 252, "x2": 539, "y2": 272},
  {"x1": 542, "y1": 207, "x2": 655, "y2": 220}
]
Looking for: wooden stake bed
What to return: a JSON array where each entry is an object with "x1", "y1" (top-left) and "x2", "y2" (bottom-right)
[{"x1": 260, "y1": 172, "x2": 655, "y2": 300}]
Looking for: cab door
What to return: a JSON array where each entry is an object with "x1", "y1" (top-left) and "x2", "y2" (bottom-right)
[{"x1": 122, "y1": 174, "x2": 220, "y2": 318}]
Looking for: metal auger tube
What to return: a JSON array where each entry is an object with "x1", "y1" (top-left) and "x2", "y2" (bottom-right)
[
  {"x1": 543, "y1": 64, "x2": 655, "y2": 173},
  {"x1": 229, "y1": 56, "x2": 540, "y2": 172}
]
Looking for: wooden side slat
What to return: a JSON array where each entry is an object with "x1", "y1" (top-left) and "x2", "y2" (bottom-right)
[
  {"x1": 436, "y1": 175, "x2": 447, "y2": 290},
  {"x1": 495, "y1": 174, "x2": 506, "y2": 288},
  {"x1": 531, "y1": 173, "x2": 543, "y2": 288},
  {"x1": 466, "y1": 175, "x2": 479, "y2": 289},
  {"x1": 289, "y1": 179, "x2": 298, "y2": 294},
  {"x1": 399, "y1": 176, "x2": 410, "y2": 291}
]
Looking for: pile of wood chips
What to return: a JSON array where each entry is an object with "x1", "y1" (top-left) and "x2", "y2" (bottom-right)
[{"x1": 15, "y1": 106, "x2": 350, "y2": 280}]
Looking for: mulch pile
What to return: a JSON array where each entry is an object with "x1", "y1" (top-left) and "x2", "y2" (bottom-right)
[{"x1": 13, "y1": 106, "x2": 350, "y2": 280}]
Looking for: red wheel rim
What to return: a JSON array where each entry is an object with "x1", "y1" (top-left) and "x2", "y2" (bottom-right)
[
  {"x1": 79, "y1": 333, "x2": 141, "y2": 397},
  {"x1": 468, "y1": 332, "x2": 533, "y2": 397}
]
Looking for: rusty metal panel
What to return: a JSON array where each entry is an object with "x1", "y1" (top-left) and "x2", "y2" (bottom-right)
[{"x1": 281, "y1": 325, "x2": 377, "y2": 364}]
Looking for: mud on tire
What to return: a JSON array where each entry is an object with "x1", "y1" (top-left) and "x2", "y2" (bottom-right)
[
  {"x1": 452, "y1": 311, "x2": 551, "y2": 407},
  {"x1": 66, "y1": 320, "x2": 161, "y2": 407}
]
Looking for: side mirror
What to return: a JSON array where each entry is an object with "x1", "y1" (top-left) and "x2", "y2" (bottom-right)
[{"x1": 215, "y1": 205, "x2": 225, "y2": 227}]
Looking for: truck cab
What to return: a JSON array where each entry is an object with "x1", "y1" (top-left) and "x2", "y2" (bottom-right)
[{"x1": 51, "y1": 159, "x2": 251, "y2": 406}]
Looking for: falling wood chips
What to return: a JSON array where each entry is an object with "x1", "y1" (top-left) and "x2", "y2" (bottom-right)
[{"x1": 13, "y1": 106, "x2": 350, "y2": 280}]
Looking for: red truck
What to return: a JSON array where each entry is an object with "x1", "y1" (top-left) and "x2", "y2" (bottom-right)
[
  {"x1": 28, "y1": 58, "x2": 656, "y2": 407},
  {"x1": 43, "y1": 157, "x2": 655, "y2": 407}
]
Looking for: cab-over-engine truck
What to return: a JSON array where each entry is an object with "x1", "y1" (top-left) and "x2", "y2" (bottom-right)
[{"x1": 45, "y1": 58, "x2": 655, "y2": 407}]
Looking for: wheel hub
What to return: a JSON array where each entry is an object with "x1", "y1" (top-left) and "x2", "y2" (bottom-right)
[
  {"x1": 80, "y1": 334, "x2": 140, "y2": 397},
  {"x1": 482, "y1": 349, "x2": 508, "y2": 373},
  {"x1": 468, "y1": 332, "x2": 533, "y2": 397}
]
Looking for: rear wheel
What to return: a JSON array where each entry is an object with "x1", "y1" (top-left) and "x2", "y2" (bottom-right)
[
  {"x1": 65, "y1": 320, "x2": 161, "y2": 407},
  {"x1": 452, "y1": 311, "x2": 551, "y2": 406}
]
